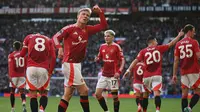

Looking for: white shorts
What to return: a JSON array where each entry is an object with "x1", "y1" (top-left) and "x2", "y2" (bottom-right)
[
  {"x1": 62, "y1": 62, "x2": 85, "y2": 87},
  {"x1": 96, "y1": 76, "x2": 119, "y2": 90},
  {"x1": 26, "y1": 67, "x2": 50, "y2": 91},
  {"x1": 133, "y1": 83, "x2": 146, "y2": 93},
  {"x1": 143, "y1": 75, "x2": 162, "y2": 92},
  {"x1": 9, "y1": 77, "x2": 26, "y2": 88},
  {"x1": 181, "y1": 73, "x2": 200, "y2": 89}
]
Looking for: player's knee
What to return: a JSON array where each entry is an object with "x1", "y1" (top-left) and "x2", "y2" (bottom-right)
[
  {"x1": 82, "y1": 87, "x2": 89, "y2": 94},
  {"x1": 95, "y1": 92, "x2": 102, "y2": 99}
]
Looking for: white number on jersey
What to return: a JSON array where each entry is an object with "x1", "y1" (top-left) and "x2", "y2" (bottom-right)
[
  {"x1": 14, "y1": 57, "x2": 25, "y2": 67},
  {"x1": 136, "y1": 66, "x2": 143, "y2": 75},
  {"x1": 34, "y1": 38, "x2": 45, "y2": 52},
  {"x1": 145, "y1": 50, "x2": 161, "y2": 65},
  {"x1": 178, "y1": 44, "x2": 193, "y2": 59}
]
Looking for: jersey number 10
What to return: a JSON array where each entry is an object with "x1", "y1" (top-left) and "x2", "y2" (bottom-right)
[{"x1": 14, "y1": 57, "x2": 24, "y2": 67}]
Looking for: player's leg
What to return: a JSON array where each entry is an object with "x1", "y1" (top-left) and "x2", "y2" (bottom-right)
[
  {"x1": 95, "y1": 76, "x2": 109, "y2": 112},
  {"x1": 58, "y1": 86, "x2": 75, "y2": 112},
  {"x1": 110, "y1": 77, "x2": 120, "y2": 112},
  {"x1": 19, "y1": 88, "x2": 26, "y2": 112},
  {"x1": 143, "y1": 78, "x2": 151, "y2": 112},
  {"x1": 102, "y1": 89, "x2": 108, "y2": 102},
  {"x1": 181, "y1": 88, "x2": 189, "y2": 112},
  {"x1": 39, "y1": 90, "x2": 48, "y2": 111},
  {"x1": 10, "y1": 87, "x2": 15, "y2": 112},
  {"x1": 181, "y1": 75, "x2": 190, "y2": 112},
  {"x1": 77, "y1": 84, "x2": 90, "y2": 112},
  {"x1": 29, "y1": 90, "x2": 38, "y2": 112},
  {"x1": 17, "y1": 77, "x2": 27, "y2": 112},
  {"x1": 95, "y1": 88, "x2": 109, "y2": 111},
  {"x1": 152, "y1": 76, "x2": 162, "y2": 112},
  {"x1": 143, "y1": 92, "x2": 149, "y2": 112},
  {"x1": 111, "y1": 89, "x2": 119, "y2": 112},
  {"x1": 189, "y1": 88, "x2": 200, "y2": 109},
  {"x1": 188, "y1": 74, "x2": 200, "y2": 110},
  {"x1": 133, "y1": 84, "x2": 142, "y2": 112}
]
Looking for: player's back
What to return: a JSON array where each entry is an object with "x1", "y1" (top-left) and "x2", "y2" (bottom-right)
[
  {"x1": 133, "y1": 62, "x2": 145, "y2": 84},
  {"x1": 8, "y1": 51, "x2": 26, "y2": 77},
  {"x1": 138, "y1": 45, "x2": 169, "y2": 77},
  {"x1": 175, "y1": 37, "x2": 199, "y2": 75},
  {"x1": 25, "y1": 34, "x2": 52, "y2": 69}
]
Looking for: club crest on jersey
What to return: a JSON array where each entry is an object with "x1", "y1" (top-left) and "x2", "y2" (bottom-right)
[
  {"x1": 102, "y1": 49, "x2": 105, "y2": 52},
  {"x1": 73, "y1": 31, "x2": 78, "y2": 35},
  {"x1": 72, "y1": 36, "x2": 87, "y2": 45}
]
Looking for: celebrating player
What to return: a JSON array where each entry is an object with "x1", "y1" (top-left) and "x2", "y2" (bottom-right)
[
  {"x1": 20, "y1": 33, "x2": 56, "y2": 112},
  {"x1": 52, "y1": 5, "x2": 107, "y2": 112},
  {"x1": 95, "y1": 30, "x2": 125, "y2": 112},
  {"x1": 8, "y1": 41, "x2": 27, "y2": 112},
  {"x1": 172, "y1": 24, "x2": 200, "y2": 112},
  {"x1": 123, "y1": 30, "x2": 184, "y2": 112},
  {"x1": 130, "y1": 62, "x2": 148, "y2": 112}
]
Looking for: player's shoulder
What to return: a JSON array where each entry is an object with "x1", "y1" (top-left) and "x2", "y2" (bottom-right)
[
  {"x1": 62, "y1": 24, "x2": 76, "y2": 30},
  {"x1": 8, "y1": 52, "x2": 14, "y2": 58},
  {"x1": 100, "y1": 43, "x2": 107, "y2": 47}
]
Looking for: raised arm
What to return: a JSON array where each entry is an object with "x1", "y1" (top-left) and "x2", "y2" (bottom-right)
[
  {"x1": 167, "y1": 30, "x2": 184, "y2": 48},
  {"x1": 87, "y1": 5, "x2": 108, "y2": 36}
]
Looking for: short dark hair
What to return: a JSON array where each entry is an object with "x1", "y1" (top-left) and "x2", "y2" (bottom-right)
[
  {"x1": 183, "y1": 24, "x2": 194, "y2": 33},
  {"x1": 146, "y1": 35, "x2": 156, "y2": 44},
  {"x1": 13, "y1": 41, "x2": 21, "y2": 51}
]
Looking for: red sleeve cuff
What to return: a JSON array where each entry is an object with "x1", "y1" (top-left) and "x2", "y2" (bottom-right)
[{"x1": 118, "y1": 70, "x2": 122, "y2": 75}]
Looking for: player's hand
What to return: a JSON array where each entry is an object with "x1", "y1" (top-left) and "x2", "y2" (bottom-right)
[
  {"x1": 92, "y1": 5, "x2": 102, "y2": 14},
  {"x1": 114, "y1": 72, "x2": 120, "y2": 79},
  {"x1": 58, "y1": 48, "x2": 63, "y2": 59},
  {"x1": 172, "y1": 75, "x2": 177, "y2": 84},
  {"x1": 122, "y1": 69, "x2": 130, "y2": 79},
  {"x1": 178, "y1": 29, "x2": 184, "y2": 37},
  {"x1": 94, "y1": 56, "x2": 99, "y2": 62},
  {"x1": 8, "y1": 77, "x2": 12, "y2": 82}
]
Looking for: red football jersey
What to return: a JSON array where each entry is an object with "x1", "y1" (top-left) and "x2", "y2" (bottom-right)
[
  {"x1": 8, "y1": 51, "x2": 26, "y2": 77},
  {"x1": 132, "y1": 62, "x2": 145, "y2": 84},
  {"x1": 20, "y1": 34, "x2": 56, "y2": 73},
  {"x1": 174, "y1": 37, "x2": 200, "y2": 75},
  {"x1": 97, "y1": 43, "x2": 124, "y2": 77},
  {"x1": 52, "y1": 12, "x2": 107, "y2": 63},
  {"x1": 137, "y1": 45, "x2": 169, "y2": 78}
]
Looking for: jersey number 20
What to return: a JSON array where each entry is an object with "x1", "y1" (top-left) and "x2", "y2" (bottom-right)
[{"x1": 145, "y1": 50, "x2": 161, "y2": 65}]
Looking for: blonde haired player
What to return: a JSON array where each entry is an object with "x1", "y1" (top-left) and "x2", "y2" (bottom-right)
[
  {"x1": 52, "y1": 5, "x2": 107, "y2": 112},
  {"x1": 95, "y1": 30, "x2": 125, "y2": 112}
]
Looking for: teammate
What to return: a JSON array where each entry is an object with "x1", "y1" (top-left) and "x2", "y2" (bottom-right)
[
  {"x1": 123, "y1": 30, "x2": 184, "y2": 112},
  {"x1": 20, "y1": 33, "x2": 56, "y2": 112},
  {"x1": 52, "y1": 5, "x2": 107, "y2": 112},
  {"x1": 8, "y1": 41, "x2": 27, "y2": 112},
  {"x1": 172, "y1": 24, "x2": 200, "y2": 112},
  {"x1": 131, "y1": 62, "x2": 148, "y2": 112},
  {"x1": 95, "y1": 30, "x2": 125, "y2": 112}
]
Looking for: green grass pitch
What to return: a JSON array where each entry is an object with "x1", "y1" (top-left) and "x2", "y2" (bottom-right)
[{"x1": 0, "y1": 96, "x2": 200, "y2": 112}]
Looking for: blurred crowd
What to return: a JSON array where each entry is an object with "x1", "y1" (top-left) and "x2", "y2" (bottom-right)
[
  {"x1": 0, "y1": 0, "x2": 199, "y2": 8},
  {"x1": 0, "y1": 17, "x2": 200, "y2": 95},
  {"x1": 0, "y1": 0, "x2": 130, "y2": 8}
]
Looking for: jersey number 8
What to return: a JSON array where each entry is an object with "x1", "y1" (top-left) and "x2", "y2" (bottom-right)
[{"x1": 34, "y1": 38, "x2": 46, "y2": 52}]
